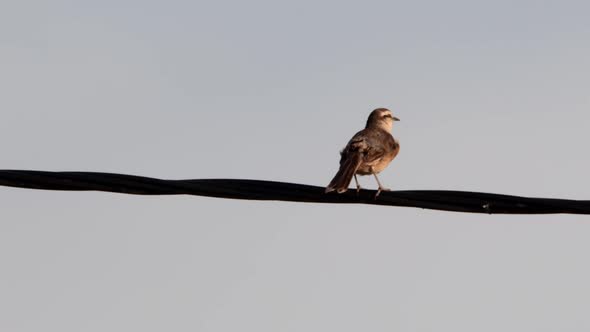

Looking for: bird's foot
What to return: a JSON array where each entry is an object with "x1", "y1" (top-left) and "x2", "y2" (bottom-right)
[
  {"x1": 355, "y1": 185, "x2": 363, "y2": 195},
  {"x1": 374, "y1": 187, "x2": 391, "y2": 199}
]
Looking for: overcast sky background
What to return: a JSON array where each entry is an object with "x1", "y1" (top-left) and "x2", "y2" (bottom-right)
[{"x1": 1, "y1": 0, "x2": 590, "y2": 331}]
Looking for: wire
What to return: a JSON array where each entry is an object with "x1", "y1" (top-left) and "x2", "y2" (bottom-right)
[{"x1": 0, "y1": 169, "x2": 588, "y2": 214}]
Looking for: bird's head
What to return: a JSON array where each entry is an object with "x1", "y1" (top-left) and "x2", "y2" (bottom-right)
[{"x1": 366, "y1": 108, "x2": 400, "y2": 131}]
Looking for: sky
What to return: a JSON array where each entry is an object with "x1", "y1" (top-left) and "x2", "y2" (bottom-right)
[{"x1": 1, "y1": 0, "x2": 590, "y2": 331}]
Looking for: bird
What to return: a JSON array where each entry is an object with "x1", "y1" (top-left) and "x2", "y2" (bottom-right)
[{"x1": 325, "y1": 108, "x2": 400, "y2": 198}]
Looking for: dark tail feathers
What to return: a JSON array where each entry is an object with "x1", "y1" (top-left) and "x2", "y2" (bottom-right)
[{"x1": 325, "y1": 153, "x2": 362, "y2": 193}]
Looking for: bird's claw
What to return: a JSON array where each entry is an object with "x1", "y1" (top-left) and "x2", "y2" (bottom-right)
[{"x1": 374, "y1": 187, "x2": 391, "y2": 199}]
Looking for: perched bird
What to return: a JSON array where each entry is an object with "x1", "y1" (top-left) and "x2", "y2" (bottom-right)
[{"x1": 325, "y1": 108, "x2": 400, "y2": 197}]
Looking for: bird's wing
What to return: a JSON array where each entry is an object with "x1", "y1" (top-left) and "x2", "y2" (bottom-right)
[
  {"x1": 362, "y1": 144, "x2": 386, "y2": 164},
  {"x1": 340, "y1": 130, "x2": 386, "y2": 165}
]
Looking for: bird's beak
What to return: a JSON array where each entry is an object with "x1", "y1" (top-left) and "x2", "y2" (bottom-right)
[{"x1": 393, "y1": 116, "x2": 400, "y2": 121}]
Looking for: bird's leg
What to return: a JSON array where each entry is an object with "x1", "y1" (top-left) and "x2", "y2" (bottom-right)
[
  {"x1": 354, "y1": 174, "x2": 362, "y2": 194},
  {"x1": 372, "y1": 172, "x2": 390, "y2": 198}
]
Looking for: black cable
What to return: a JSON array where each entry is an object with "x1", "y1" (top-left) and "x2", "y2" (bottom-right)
[{"x1": 0, "y1": 169, "x2": 588, "y2": 214}]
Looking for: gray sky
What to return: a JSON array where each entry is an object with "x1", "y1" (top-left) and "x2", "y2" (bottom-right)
[{"x1": 1, "y1": 0, "x2": 590, "y2": 331}]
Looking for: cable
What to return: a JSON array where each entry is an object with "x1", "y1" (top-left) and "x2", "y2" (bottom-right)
[{"x1": 0, "y1": 169, "x2": 588, "y2": 214}]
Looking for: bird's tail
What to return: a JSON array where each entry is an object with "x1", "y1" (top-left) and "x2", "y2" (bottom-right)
[{"x1": 325, "y1": 153, "x2": 362, "y2": 194}]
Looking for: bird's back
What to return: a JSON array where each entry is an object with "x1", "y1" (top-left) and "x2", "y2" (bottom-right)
[{"x1": 340, "y1": 128, "x2": 399, "y2": 175}]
